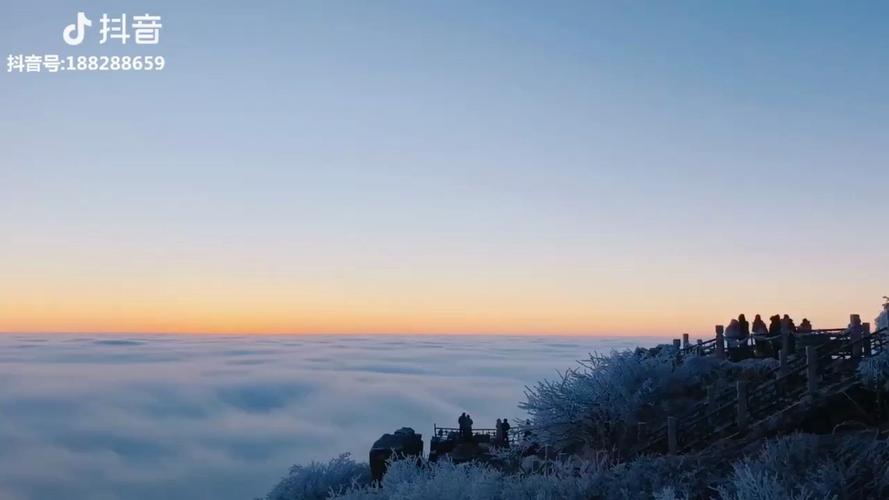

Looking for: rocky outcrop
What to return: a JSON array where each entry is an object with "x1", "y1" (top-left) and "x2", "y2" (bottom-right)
[{"x1": 369, "y1": 427, "x2": 423, "y2": 482}]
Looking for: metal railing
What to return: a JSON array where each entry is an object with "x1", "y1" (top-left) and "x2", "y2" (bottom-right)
[{"x1": 432, "y1": 425, "x2": 520, "y2": 444}]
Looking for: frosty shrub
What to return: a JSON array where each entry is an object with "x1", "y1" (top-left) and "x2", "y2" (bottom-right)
[
  {"x1": 266, "y1": 453, "x2": 371, "y2": 500},
  {"x1": 332, "y1": 454, "x2": 695, "y2": 500},
  {"x1": 519, "y1": 348, "x2": 779, "y2": 452},
  {"x1": 717, "y1": 433, "x2": 889, "y2": 500},
  {"x1": 877, "y1": 302, "x2": 888, "y2": 332},
  {"x1": 269, "y1": 434, "x2": 889, "y2": 500},
  {"x1": 519, "y1": 348, "x2": 677, "y2": 452},
  {"x1": 332, "y1": 458, "x2": 591, "y2": 500},
  {"x1": 858, "y1": 349, "x2": 889, "y2": 391},
  {"x1": 605, "y1": 453, "x2": 710, "y2": 499},
  {"x1": 370, "y1": 459, "x2": 505, "y2": 500}
]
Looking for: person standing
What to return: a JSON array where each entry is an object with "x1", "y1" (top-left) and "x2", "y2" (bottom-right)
[
  {"x1": 798, "y1": 318, "x2": 813, "y2": 334},
  {"x1": 465, "y1": 414, "x2": 474, "y2": 440},
  {"x1": 752, "y1": 314, "x2": 768, "y2": 335},
  {"x1": 738, "y1": 314, "x2": 750, "y2": 340},
  {"x1": 752, "y1": 314, "x2": 769, "y2": 357},
  {"x1": 768, "y1": 315, "x2": 782, "y2": 336},
  {"x1": 778, "y1": 314, "x2": 798, "y2": 354},
  {"x1": 725, "y1": 319, "x2": 742, "y2": 347},
  {"x1": 501, "y1": 418, "x2": 511, "y2": 445},
  {"x1": 768, "y1": 315, "x2": 782, "y2": 358}
]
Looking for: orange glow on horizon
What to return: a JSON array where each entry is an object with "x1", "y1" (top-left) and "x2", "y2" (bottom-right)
[
  {"x1": 2, "y1": 286, "x2": 878, "y2": 337},
  {"x1": 3, "y1": 247, "x2": 883, "y2": 337}
]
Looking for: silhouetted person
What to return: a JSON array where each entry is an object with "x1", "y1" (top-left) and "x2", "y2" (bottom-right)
[
  {"x1": 781, "y1": 314, "x2": 796, "y2": 353},
  {"x1": 782, "y1": 314, "x2": 797, "y2": 334},
  {"x1": 465, "y1": 414, "x2": 473, "y2": 440},
  {"x1": 725, "y1": 319, "x2": 742, "y2": 348},
  {"x1": 798, "y1": 318, "x2": 812, "y2": 334},
  {"x1": 495, "y1": 418, "x2": 503, "y2": 443},
  {"x1": 752, "y1": 314, "x2": 769, "y2": 356},
  {"x1": 752, "y1": 314, "x2": 768, "y2": 335},
  {"x1": 738, "y1": 314, "x2": 750, "y2": 340},
  {"x1": 768, "y1": 315, "x2": 782, "y2": 336},
  {"x1": 768, "y1": 315, "x2": 782, "y2": 358},
  {"x1": 501, "y1": 418, "x2": 510, "y2": 444},
  {"x1": 458, "y1": 413, "x2": 468, "y2": 439}
]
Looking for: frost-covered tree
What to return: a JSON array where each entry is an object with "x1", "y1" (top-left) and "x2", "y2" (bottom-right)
[
  {"x1": 331, "y1": 454, "x2": 700, "y2": 500},
  {"x1": 877, "y1": 297, "x2": 889, "y2": 331},
  {"x1": 858, "y1": 349, "x2": 889, "y2": 392},
  {"x1": 717, "y1": 434, "x2": 889, "y2": 500},
  {"x1": 266, "y1": 454, "x2": 371, "y2": 500},
  {"x1": 266, "y1": 433, "x2": 889, "y2": 500},
  {"x1": 519, "y1": 347, "x2": 778, "y2": 452},
  {"x1": 332, "y1": 458, "x2": 603, "y2": 500}
]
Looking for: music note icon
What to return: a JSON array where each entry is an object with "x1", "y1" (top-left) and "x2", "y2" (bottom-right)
[{"x1": 63, "y1": 12, "x2": 93, "y2": 46}]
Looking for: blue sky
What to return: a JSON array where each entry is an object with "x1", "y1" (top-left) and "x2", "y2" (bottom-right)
[{"x1": 2, "y1": 1, "x2": 888, "y2": 334}]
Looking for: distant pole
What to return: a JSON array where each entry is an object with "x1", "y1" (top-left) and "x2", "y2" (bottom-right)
[
  {"x1": 806, "y1": 346, "x2": 818, "y2": 394},
  {"x1": 667, "y1": 416, "x2": 678, "y2": 454},
  {"x1": 736, "y1": 381, "x2": 748, "y2": 432},
  {"x1": 715, "y1": 325, "x2": 725, "y2": 360},
  {"x1": 697, "y1": 339, "x2": 704, "y2": 356},
  {"x1": 682, "y1": 333, "x2": 690, "y2": 349}
]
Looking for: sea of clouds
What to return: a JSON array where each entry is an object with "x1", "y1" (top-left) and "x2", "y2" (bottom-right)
[{"x1": 0, "y1": 334, "x2": 661, "y2": 500}]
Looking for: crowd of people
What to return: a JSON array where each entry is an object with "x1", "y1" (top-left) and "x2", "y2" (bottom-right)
[
  {"x1": 456, "y1": 413, "x2": 512, "y2": 446},
  {"x1": 723, "y1": 313, "x2": 814, "y2": 358}
]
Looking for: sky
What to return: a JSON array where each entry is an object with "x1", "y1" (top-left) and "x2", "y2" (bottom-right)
[{"x1": 2, "y1": 1, "x2": 888, "y2": 335}]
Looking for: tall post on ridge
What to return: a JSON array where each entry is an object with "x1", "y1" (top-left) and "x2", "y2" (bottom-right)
[
  {"x1": 715, "y1": 325, "x2": 725, "y2": 360},
  {"x1": 697, "y1": 339, "x2": 704, "y2": 355},
  {"x1": 736, "y1": 381, "x2": 748, "y2": 432},
  {"x1": 806, "y1": 346, "x2": 818, "y2": 394},
  {"x1": 682, "y1": 333, "x2": 690, "y2": 349}
]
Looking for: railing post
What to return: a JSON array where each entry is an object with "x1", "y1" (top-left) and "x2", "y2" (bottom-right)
[
  {"x1": 682, "y1": 333, "x2": 690, "y2": 349},
  {"x1": 736, "y1": 381, "x2": 748, "y2": 432},
  {"x1": 667, "y1": 416, "x2": 678, "y2": 454},
  {"x1": 715, "y1": 325, "x2": 725, "y2": 360},
  {"x1": 779, "y1": 324, "x2": 789, "y2": 375},
  {"x1": 697, "y1": 339, "x2": 703, "y2": 355},
  {"x1": 850, "y1": 314, "x2": 862, "y2": 359},
  {"x1": 863, "y1": 323, "x2": 872, "y2": 357},
  {"x1": 806, "y1": 346, "x2": 818, "y2": 394},
  {"x1": 673, "y1": 338, "x2": 681, "y2": 350}
]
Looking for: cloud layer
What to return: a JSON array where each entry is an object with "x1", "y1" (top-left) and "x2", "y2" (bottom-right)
[{"x1": 0, "y1": 334, "x2": 659, "y2": 500}]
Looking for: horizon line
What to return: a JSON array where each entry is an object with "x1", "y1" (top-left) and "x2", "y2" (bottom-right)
[{"x1": 0, "y1": 330, "x2": 676, "y2": 338}]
